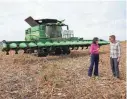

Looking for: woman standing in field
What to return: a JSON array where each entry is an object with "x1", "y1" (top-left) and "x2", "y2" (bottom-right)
[{"x1": 88, "y1": 37, "x2": 99, "y2": 79}]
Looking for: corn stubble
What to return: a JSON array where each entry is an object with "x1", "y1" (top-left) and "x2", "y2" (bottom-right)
[{"x1": 0, "y1": 42, "x2": 126, "y2": 99}]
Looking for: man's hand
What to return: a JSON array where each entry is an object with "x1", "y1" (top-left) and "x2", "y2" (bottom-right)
[{"x1": 117, "y1": 57, "x2": 120, "y2": 62}]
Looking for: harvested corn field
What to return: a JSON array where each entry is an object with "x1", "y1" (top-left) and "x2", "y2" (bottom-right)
[{"x1": 0, "y1": 42, "x2": 126, "y2": 99}]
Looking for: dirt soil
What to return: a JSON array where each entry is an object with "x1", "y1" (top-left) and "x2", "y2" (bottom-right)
[{"x1": 0, "y1": 42, "x2": 126, "y2": 99}]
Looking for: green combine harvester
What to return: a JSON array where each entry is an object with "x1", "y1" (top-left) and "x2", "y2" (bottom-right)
[{"x1": 1, "y1": 16, "x2": 109, "y2": 57}]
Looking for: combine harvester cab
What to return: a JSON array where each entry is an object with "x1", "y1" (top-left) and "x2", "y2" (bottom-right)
[{"x1": 1, "y1": 16, "x2": 109, "y2": 57}]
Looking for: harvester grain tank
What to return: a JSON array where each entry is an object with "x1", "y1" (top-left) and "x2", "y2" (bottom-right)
[{"x1": 1, "y1": 16, "x2": 109, "y2": 57}]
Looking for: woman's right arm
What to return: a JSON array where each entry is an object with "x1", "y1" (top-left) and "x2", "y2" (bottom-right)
[{"x1": 90, "y1": 44, "x2": 94, "y2": 53}]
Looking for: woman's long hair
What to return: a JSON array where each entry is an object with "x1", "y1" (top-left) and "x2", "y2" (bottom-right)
[{"x1": 92, "y1": 37, "x2": 99, "y2": 44}]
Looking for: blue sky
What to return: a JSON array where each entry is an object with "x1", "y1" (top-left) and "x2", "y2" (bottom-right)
[{"x1": 0, "y1": 0, "x2": 126, "y2": 41}]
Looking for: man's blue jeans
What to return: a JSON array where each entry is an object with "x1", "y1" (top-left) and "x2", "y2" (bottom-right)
[
  {"x1": 110, "y1": 57, "x2": 119, "y2": 78},
  {"x1": 88, "y1": 54, "x2": 99, "y2": 77}
]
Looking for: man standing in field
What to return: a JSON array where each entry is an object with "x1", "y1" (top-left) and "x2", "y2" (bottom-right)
[{"x1": 109, "y1": 35, "x2": 121, "y2": 78}]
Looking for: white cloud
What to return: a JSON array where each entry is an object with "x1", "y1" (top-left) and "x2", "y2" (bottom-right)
[{"x1": 0, "y1": 0, "x2": 126, "y2": 41}]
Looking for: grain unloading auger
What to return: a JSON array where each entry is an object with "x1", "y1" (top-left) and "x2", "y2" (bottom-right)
[{"x1": 1, "y1": 16, "x2": 109, "y2": 57}]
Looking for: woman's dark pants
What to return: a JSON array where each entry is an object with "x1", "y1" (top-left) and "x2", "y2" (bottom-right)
[{"x1": 88, "y1": 54, "x2": 99, "y2": 77}]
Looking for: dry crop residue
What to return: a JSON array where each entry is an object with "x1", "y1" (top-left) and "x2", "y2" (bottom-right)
[{"x1": 0, "y1": 42, "x2": 126, "y2": 99}]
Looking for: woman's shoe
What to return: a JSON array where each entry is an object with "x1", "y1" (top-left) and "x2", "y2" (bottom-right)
[{"x1": 94, "y1": 76, "x2": 99, "y2": 80}]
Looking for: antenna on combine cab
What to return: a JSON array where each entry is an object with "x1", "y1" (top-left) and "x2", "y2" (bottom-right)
[{"x1": 56, "y1": 19, "x2": 65, "y2": 24}]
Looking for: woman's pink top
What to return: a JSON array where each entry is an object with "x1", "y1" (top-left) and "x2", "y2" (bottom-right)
[{"x1": 90, "y1": 43, "x2": 99, "y2": 54}]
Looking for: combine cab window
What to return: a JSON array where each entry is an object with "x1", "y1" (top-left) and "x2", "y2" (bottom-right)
[
  {"x1": 62, "y1": 30, "x2": 74, "y2": 38},
  {"x1": 46, "y1": 26, "x2": 62, "y2": 38}
]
